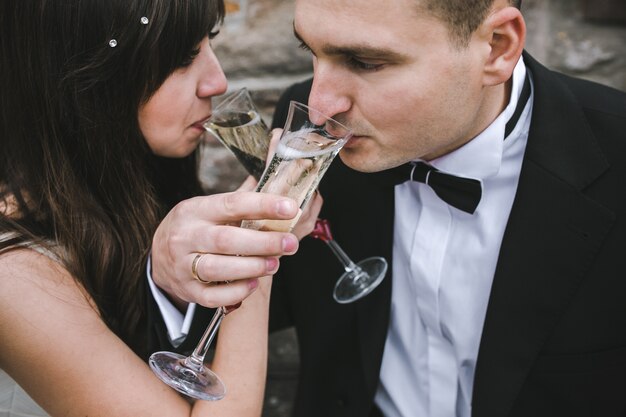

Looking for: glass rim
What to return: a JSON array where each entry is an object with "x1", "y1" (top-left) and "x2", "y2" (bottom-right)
[
  {"x1": 288, "y1": 100, "x2": 352, "y2": 134},
  {"x1": 201, "y1": 87, "x2": 256, "y2": 130},
  {"x1": 213, "y1": 87, "x2": 252, "y2": 113}
]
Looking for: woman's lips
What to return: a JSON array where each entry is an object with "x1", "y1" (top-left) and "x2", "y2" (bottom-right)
[{"x1": 191, "y1": 115, "x2": 211, "y2": 131}]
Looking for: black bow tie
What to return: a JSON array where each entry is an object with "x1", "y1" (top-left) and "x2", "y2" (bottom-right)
[
  {"x1": 383, "y1": 162, "x2": 482, "y2": 214},
  {"x1": 374, "y1": 71, "x2": 532, "y2": 214}
]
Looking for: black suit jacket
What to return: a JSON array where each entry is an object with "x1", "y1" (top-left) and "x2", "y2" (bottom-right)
[{"x1": 269, "y1": 52, "x2": 626, "y2": 417}]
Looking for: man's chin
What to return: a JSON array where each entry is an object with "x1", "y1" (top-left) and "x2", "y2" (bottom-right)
[
  {"x1": 339, "y1": 149, "x2": 413, "y2": 174},
  {"x1": 338, "y1": 150, "x2": 384, "y2": 173}
]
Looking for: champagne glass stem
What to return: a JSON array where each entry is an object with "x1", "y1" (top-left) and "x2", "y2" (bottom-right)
[
  {"x1": 184, "y1": 306, "x2": 226, "y2": 372},
  {"x1": 325, "y1": 239, "x2": 359, "y2": 273}
]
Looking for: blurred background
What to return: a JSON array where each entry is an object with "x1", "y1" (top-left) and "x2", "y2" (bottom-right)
[{"x1": 201, "y1": 1, "x2": 626, "y2": 415}]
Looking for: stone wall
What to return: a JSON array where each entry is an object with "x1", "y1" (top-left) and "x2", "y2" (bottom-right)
[
  {"x1": 524, "y1": 0, "x2": 626, "y2": 89},
  {"x1": 201, "y1": 2, "x2": 626, "y2": 416}
]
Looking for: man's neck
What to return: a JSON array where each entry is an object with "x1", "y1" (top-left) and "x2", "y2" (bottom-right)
[{"x1": 423, "y1": 79, "x2": 512, "y2": 162}]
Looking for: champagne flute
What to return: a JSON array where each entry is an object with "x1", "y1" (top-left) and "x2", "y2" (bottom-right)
[
  {"x1": 149, "y1": 101, "x2": 351, "y2": 401},
  {"x1": 310, "y1": 218, "x2": 388, "y2": 304},
  {"x1": 148, "y1": 89, "x2": 267, "y2": 401},
  {"x1": 241, "y1": 101, "x2": 351, "y2": 231},
  {"x1": 203, "y1": 87, "x2": 269, "y2": 180},
  {"x1": 204, "y1": 88, "x2": 389, "y2": 303}
]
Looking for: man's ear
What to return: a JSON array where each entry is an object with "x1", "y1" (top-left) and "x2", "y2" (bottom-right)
[{"x1": 481, "y1": 6, "x2": 526, "y2": 86}]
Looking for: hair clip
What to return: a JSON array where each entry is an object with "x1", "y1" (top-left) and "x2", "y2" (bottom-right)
[{"x1": 109, "y1": 17, "x2": 147, "y2": 48}]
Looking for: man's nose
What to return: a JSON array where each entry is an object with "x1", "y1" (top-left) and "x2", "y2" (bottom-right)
[{"x1": 307, "y1": 66, "x2": 351, "y2": 125}]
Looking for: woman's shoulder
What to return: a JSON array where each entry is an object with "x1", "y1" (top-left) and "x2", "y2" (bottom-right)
[
  {"x1": 0, "y1": 244, "x2": 65, "y2": 279},
  {"x1": 0, "y1": 246, "x2": 99, "y2": 341},
  {"x1": 0, "y1": 247, "x2": 89, "y2": 318}
]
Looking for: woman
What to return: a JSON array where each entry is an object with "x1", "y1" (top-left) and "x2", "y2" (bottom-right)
[{"x1": 0, "y1": 0, "x2": 317, "y2": 415}]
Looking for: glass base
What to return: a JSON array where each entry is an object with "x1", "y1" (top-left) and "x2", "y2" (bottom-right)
[
  {"x1": 333, "y1": 256, "x2": 388, "y2": 304},
  {"x1": 149, "y1": 351, "x2": 225, "y2": 401}
]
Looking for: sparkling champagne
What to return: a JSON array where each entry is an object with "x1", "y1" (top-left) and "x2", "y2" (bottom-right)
[
  {"x1": 241, "y1": 128, "x2": 345, "y2": 232},
  {"x1": 205, "y1": 110, "x2": 269, "y2": 179}
]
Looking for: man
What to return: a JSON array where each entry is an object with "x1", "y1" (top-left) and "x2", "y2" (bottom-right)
[{"x1": 151, "y1": 0, "x2": 626, "y2": 416}]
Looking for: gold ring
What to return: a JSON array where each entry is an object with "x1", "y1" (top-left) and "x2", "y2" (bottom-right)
[{"x1": 191, "y1": 253, "x2": 210, "y2": 283}]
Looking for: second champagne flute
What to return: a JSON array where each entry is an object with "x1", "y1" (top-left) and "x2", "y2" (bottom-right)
[
  {"x1": 148, "y1": 100, "x2": 351, "y2": 401},
  {"x1": 203, "y1": 87, "x2": 269, "y2": 180},
  {"x1": 310, "y1": 218, "x2": 388, "y2": 304}
]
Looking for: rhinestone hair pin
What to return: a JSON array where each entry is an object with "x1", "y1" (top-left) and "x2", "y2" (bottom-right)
[{"x1": 109, "y1": 16, "x2": 149, "y2": 47}]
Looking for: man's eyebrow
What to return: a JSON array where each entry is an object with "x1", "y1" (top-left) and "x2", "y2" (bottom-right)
[{"x1": 293, "y1": 26, "x2": 405, "y2": 60}]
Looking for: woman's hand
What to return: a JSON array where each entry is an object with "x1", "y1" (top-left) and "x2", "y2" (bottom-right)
[{"x1": 150, "y1": 190, "x2": 300, "y2": 309}]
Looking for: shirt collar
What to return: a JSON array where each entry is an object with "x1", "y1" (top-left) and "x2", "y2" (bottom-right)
[{"x1": 425, "y1": 57, "x2": 529, "y2": 181}]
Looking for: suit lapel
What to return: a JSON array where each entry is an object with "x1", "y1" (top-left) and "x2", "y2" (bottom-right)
[
  {"x1": 352, "y1": 172, "x2": 396, "y2": 397},
  {"x1": 317, "y1": 158, "x2": 396, "y2": 399},
  {"x1": 472, "y1": 54, "x2": 616, "y2": 416}
]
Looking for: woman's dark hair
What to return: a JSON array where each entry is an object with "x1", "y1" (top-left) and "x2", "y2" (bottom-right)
[{"x1": 0, "y1": 0, "x2": 225, "y2": 358}]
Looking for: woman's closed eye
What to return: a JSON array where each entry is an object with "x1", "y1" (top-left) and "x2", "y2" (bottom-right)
[{"x1": 180, "y1": 47, "x2": 200, "y2": 68}]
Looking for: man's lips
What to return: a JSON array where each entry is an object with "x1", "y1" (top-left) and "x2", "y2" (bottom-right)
[{"x1": 343, "y1": 135, "x2": 364, "y2": 148}]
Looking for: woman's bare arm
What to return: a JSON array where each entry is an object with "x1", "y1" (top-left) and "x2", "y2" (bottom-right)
[{"x1": 0, "y1": 248, "x2": 270, "y2": 417}]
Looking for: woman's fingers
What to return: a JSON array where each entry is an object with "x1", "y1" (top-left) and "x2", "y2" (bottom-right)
[
  {"x1": 150, "y1": 190, "x2": 302, "y2": 308},
  {"x1": 187, "y1": 252, "x2": 280, "y2": 283},
  {"x1": 181, "y1": 192, "x2": 299, "y2": 224},
  {"x1": 183, "y1": 225, "x2": 298, "y2": 257},
  {"x1": 175, "y1": 277, "x2": 264, "y2": 309}
]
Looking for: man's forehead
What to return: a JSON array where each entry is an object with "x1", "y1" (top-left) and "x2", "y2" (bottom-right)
[
  {"x1": 293, "y1": 0, "x2": 430, "y2": 38},
  {"x1": 293, "y1": 24, "x2": 407, "y2": 60},
  {"x1": 293, "y1": 0, "x2": 439, "y2": 60}
]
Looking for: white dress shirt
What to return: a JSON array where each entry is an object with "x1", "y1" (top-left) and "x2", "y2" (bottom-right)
[
  {"x1": 146, "y1": 256, "x2": 196, "y2": 347},
  {"x1": 374, "y1": 58, "x2": 534, "y2": 417}
]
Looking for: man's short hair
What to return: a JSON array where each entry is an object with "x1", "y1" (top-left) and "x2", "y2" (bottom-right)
[{"x1": 419, "y1": 0, "x2": 522, "y2": 48}]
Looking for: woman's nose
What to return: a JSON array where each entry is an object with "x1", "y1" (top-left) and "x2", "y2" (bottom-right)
[{"x1": 197, "y1": 48, "x2": 227, "y2": 99}]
